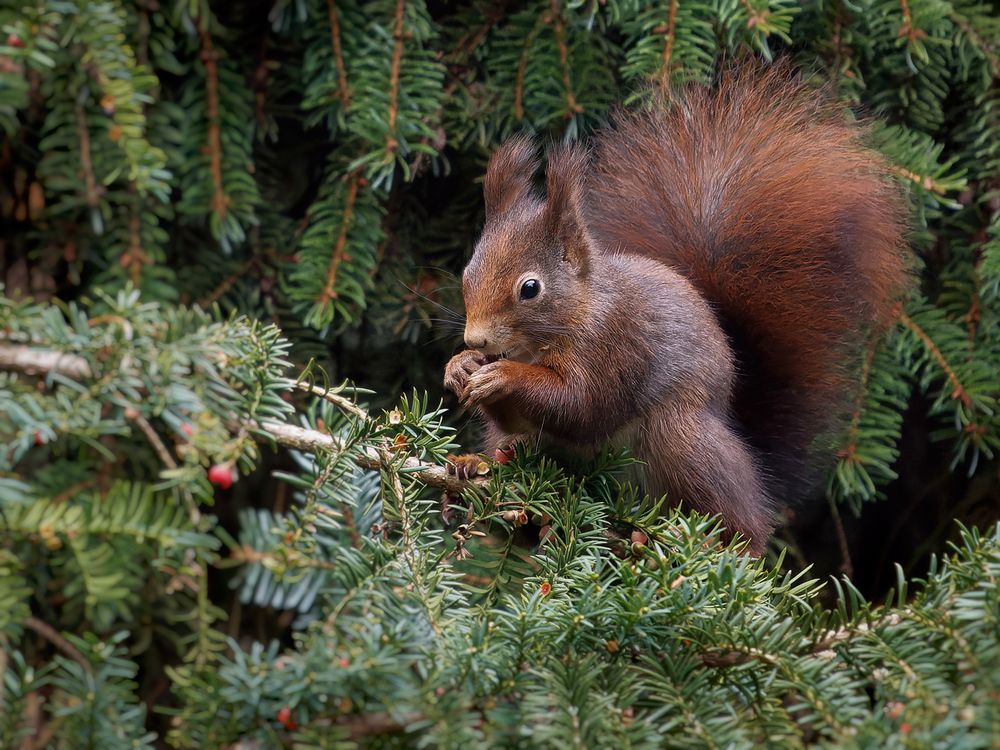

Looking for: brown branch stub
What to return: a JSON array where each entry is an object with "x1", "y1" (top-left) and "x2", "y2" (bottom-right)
[
  {"x1": 896, "y1": 308, "x2": 973, "y2": 408},
  {"x1": 326, "y1": 0, "x2": 352, "y2": 107},
  {"x1": 319, "y1": 172, "x2": 361, "y2": 305},
  {"x1": 739, "y1": 0, "x2": 771, "y2": 32},
  {"x1": 897, "y1": 0, "x2": 926, "y2": 44},
  {"x1": 199, "y1": 27, "x2": 228, "y2": 220},
  {"x1": 386, "y1": 0, "x2": 407, "y2": 155},
  {"x1": 891, "y1": 165, "x2": 949, "y2": 195}
]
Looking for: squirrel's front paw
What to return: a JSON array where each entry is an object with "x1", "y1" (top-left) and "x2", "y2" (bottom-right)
[
  {"x1": 463, "y1": 361, "x2": 512, "y2": 406},
  {"x1": 444, "y1": 350, "x2": 489, "y2": 399}
]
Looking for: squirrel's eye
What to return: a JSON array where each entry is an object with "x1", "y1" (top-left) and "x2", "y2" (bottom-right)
[{"x1": 519, "y1": 279, "x2": 541, "y2": 300}]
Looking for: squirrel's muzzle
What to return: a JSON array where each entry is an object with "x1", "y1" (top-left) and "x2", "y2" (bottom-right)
[{"x1": 463, "y1": 326, "x2": 492, "y2": 352}]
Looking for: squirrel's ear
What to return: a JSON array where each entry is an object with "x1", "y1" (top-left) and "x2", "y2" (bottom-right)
[
  {"x1": 483, "y1": 134, "x2": 539, "y2": 220},
  {"x1": 544, "y1": 145, "x2": 592, "y2": 272}
]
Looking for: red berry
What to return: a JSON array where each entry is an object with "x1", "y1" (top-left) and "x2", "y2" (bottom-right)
[
  {"x1": 495, "y1": 446, "x2": 516, "y2": 464},
  {"x1": 900, "y1": 723, "x2": 911, "y2": 734},
  {"x1": 33, "y1": 430, "x2": 44, "y2": 446},
  {"x1": 6, "y1": 34, "x2": 24, "y2": 48},
  {"x1": 208, "y1": 464, "x2": 234, "y2": 489},
  {"x1": 338, "y1": 657, "x2": 350, "y2": 668},
  {"x1": 180, "y1": 422, "x2": 194, "y2": 437},
  {"x1": 276, "y1": 706, "x2": 297, "y2": 729}
]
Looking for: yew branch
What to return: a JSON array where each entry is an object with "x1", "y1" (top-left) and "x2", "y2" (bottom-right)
[{"x1": 0, "y1": 344, "x2": 479, "y2": 497}]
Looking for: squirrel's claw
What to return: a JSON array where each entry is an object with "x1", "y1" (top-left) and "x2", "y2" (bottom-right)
[
  {"x1": 462, "y1": 361, "x2": 509, "y2": 406},
  {"x1": 446, "y1": 453, "x2": 490, "y2": 480}
]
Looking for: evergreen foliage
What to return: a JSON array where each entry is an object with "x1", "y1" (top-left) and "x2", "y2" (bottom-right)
[{"x1": 1, "y1": 0, "x2": 998, "y2": 747}]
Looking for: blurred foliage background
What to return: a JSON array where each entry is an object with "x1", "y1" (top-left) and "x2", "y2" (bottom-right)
[{"x1": 1, "y1": 0, "x2": 999, "y2": 747}]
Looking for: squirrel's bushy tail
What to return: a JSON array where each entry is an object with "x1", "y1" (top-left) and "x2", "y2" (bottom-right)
[{"x1": 588, "y1": 61, "x2": 911, "y2": 500}]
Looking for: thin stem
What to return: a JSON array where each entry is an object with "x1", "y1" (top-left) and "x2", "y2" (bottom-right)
[
  {"x1": 896, "y1": 308, "x2": 973, "y2": 408},
  {"x1": 549, "y1": 0, "x2": 580, "y2": 117},
  {"x1": 659, "y1": 0, "x2": 678, "y2": 89},
  {"x1": 386, "y1": 0, "x2": 406, "y2": 154},
  {"x1": 75, "y1": 103, "x2": 99, "y2": 209},
  {"x1": 199, "y1": 27, "x2": 228, "y2": 219},
  {"x1": 326, "y1": 0, "x2": 351, "y2": 107},
  {"x1": 827, "y1": 495, "x2": 854, "y2": 577},
  {"x1": 319, "y1": 173, "x2": 360, "y2": 305},
  {"x1": 24, "y1": 617, "x2": 91, "y2": 672}
]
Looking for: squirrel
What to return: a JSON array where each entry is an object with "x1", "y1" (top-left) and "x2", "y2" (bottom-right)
[{"x1": 443, "y1": 62, "x2": 910, "y2": 554}]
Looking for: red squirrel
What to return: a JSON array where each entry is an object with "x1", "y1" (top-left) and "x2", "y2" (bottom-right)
[{"x1": 443, "y1": 63, "x2": 910, "y2": 554}]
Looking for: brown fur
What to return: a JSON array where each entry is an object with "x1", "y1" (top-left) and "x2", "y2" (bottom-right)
[{"x1": 444, "y1": 61, "x2": 910, "y2": 553}]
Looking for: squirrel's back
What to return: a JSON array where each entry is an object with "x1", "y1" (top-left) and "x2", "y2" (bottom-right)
[{"x1": 587, "y1": 62, "x2": 911, "y2": 499}]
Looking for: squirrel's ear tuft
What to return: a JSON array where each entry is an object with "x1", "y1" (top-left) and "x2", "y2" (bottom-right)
[
  {"x1": 545, "y1": 145, "x2": 592, "y2": 271},
  {"x1": 483, "y1": 134, "x2": 539, "y2": 220}
]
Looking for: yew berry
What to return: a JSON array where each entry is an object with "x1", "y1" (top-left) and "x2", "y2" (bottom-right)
[
  {"x1": 276, "y1": 706, "x2": 298, "y2": 730},
  {"x1": 207, "y1": 464, "x2": 234, "y2": 489},
  {"x1": 495, "y1": 446, "x2": 516, "y2": 464}
]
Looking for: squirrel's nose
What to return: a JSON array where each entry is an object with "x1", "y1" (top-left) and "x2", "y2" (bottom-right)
[
  {"x1": 464, "y1": 327, "x2": 490, "y2": 350},
  {"x1": 465, "y1": 335, "x2": 489, "y2": 350}
]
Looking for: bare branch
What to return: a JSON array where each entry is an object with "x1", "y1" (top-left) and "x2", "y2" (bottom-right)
[
  {"x1": 0, "y1": 346, "x2": 92, "y2": 379},
  {"x1": 259, "y1": 421, "x2": 480, "y2": 495}
]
